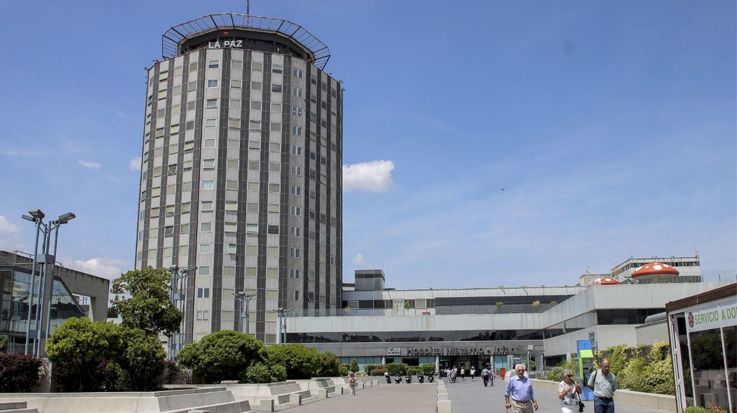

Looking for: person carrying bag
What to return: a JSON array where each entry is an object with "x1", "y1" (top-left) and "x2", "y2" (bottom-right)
[{"x1": 558, "y1": 368, "x2": 581, "y2": 413}]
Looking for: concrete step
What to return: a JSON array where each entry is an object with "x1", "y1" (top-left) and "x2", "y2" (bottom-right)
[
  {"x1": 0, "y1": 402, "x2": 27, "y2": 411},
  {"x1": 165, "y1": 399, "x2": 252, "y2": 413},
  {"x1": 1, "y1": 410, "x2": 38, "y2": 413}
]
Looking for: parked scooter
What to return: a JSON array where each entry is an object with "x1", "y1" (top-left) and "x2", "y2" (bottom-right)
[
  {"x1": 385, "y1": 372, "x2": 391, "y2": 384},
  {"x1": 405, "y1": 374, "x2": 412, "y2": 384},
  {"x1": 394, "y1": 375, "x2": 402, "y2": 383},
  {"x1": 418, "y1": 374, "x2": 425, "y2": 383},
  {"x1": 428, "y1": 375, "x2": 435, "y2": 383}
]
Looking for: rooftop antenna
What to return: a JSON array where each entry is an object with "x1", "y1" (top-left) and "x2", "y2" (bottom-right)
[{"x1": 246, "y1": 0, "x2": 250, "y2": 15}]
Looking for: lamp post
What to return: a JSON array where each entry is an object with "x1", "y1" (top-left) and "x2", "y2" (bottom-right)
[
  {"x1": 234, "y1": 292, "x2": 255, "y2": 335},
  {"x1": 21, "y1": 209, "x2": 44, "y2": 355},
  {"x1": 168, "y1": 266, "x2": 192, "y2": 360},
  {"x1": 277, "y1": 308, "x2": 287, "y2": 344},
  {"x1": 21, "y1": 210, "x2": 75, "y2": 357}
]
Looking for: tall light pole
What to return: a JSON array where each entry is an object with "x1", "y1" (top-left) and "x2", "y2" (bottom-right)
[
  {"x1": 277, "y1": 308, "x2": 287, "y2": 344},
  {"x1": 21, "y1": 209, "x2": 44, "y2": 355},
  {"x1": 235, "y1": 292, "x2": 255, "y2": 335},
  {"x1": 168, "y1": 266, "x2": 192, "y2": 360},
  {"x1": 21, "y1": 210, "x2": 75, "y2": 357}
]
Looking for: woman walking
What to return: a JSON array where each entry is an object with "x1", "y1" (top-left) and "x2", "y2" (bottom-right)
[{"x1": 558, "y1": 369, "x2": 581, "y2": 413}]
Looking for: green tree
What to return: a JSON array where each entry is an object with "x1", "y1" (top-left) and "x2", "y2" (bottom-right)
[
  {"x1": 111, "y1": 267, "x2": 182, "y2": 337},
  {"x1": 120, "y1": 328, "x2": 166, "y2": 390},
  {"x1": 350, "y1": 358, "x2": 359, "y2": 373},
  {"x1": 266, "y1": 344, "x2": 320, "y2": 379},
  {"x1": 46, "y1": 318, "x2": 125, "y2": 391},
  {"x1": 177, "y1": 330, "x2": 265, "y2": 383},
  {"x1": 317, "y1": 351, "x2": 340, "y2": 377}
]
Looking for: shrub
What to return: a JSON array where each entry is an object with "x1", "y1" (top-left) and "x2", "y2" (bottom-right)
[
  {"x1": 350, "y1": 358, "x2": 359, "y2": 373},
  {"x1": 339, "y1": 364, "x2": 349, "y2": 376},
  {"x1": 266, "y1": 344, "x2": 320, "y2": 379},
  {"x1": 120, "y1": 328, "x2": 166, "y2": 390},
  {"x1": 369, "y1": 367, "x2": 386, "y2": 376},
  {"x1": 420, "y1": 363, "x2": 436, "y2": 375},
  {"x1": 546, "y1": 360, "x2": 577, "y2": 382},
  {"x1": 406, "y1": 366, "x2": 422, "y2": 375},
  {"x1": 47, "y1": 318, "x2": 125, "y2": 391},
  {"x1": 178, "y1": 330, "x2": 266, "y2": 383},
  {"x1": 0, "y1": 336, "x2": 7, "y2": 353},
  {"x1": 240, "y1": 362, "x2": 287, "y2": 383},
  {"x1": 684, "y1": 406, "x2": 709, "y2": 413},
  {"x1": 317, "y1": 352, "x2": 340, "y2": 377},
  {"x1": 365, "y1": 364, "x2": 379, "y2": 374},
  {"x1": 0, "y1": 353, "x2": 42, "y2": 392},
  {"x1": 163, "y1": 360, "x2": 182, "y2": 384},
  {"x1": 386, "y1": 362, "x2": 407, "y2": 376}
]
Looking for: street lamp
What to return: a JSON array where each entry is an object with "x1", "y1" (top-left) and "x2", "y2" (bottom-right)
[
  {"x1": 168, "y1": 266, "x2": 193, "y2": 360},
  {"x1": 22, "y1": 209, "x2": 44, "y2": 355},
  {"x1": 234, "y1": 292, "x2": 255, "y2": 335},
  {"x1": 277, "y1": 308, "x2": 287, "y2": 344},
  {"x1": 21, "y1": 209, "x2": 75, "y2": 357}
]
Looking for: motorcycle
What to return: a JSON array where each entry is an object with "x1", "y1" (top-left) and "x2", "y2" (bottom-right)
[
  {"x1": 405, "y1": 374, "x2": 412, "y2": 384},
  {"x1": 418, "y1": 374, "x2": 425, "y2": 383},
  {"x1": 385, "y1": 374, "x2": 391, "y2": 384},
  {"x1": 394, "y1": 376, "x2": 402, "y2": 383},
  {"x1": 428, "y1": 375, "x2": 434, "y2": 383}
]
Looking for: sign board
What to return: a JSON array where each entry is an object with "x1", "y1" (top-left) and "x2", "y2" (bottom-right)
[
  {"x1": 386, "y1": 347, "x2": 401, "y2": 356},
  {"x1": 208, "y1": 40, "x2": 244, "y2": 49},
  {"x1": 686, "y1": 298, "x2": 737, "y2": 333}
]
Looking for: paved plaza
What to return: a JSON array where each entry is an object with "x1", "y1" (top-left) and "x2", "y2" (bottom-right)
[{"x1": 287, "y1": 378, "x2": 675, "y2": 413}]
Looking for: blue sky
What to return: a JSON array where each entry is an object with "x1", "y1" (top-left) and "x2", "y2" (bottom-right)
[{"x1": 0, "y1": 0, "x2": 734, "y2": 288}]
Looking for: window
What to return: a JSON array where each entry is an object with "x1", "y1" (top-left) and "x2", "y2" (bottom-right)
[
  {"x1": 165, "y1": 205, "x2": 175, "y2": 217},
  {"x1": 206, "y1": 99, "x2": 217, "y2": 109},
  {"x1": 230, "y1": 99, "x2": 241, "y2": 109},
  {"x1": 252, "y1": 62, "x2": 263, "y2": 71},
  {"x1": 164, "y1": 226, "x2": 174, "y2": 237},
  {"x1": 272, "y1": 64, "x2": 283, "y2": 74},
  {"x1": 200, "y1": 222, "x2": 212, "y2": 232},
  {"x1": 204, "y1": 138, "x2": 216, "y2": 147},
  {"x1": 227, "y1": 243, "x2": 237, "y2": 254},
  {"x1": 251, "y1": 81, "x2": 262, "y2": 91},
  {"x1": 293, "y1": 68, "x2": 303, "y2": 78},
  {"x1": 268, "y1": 225, "x2": 279, "y2": 234},
  {"x1": 246, "y1": 224, "x2": 258, "y2": 235},
  {"x1": 167, "y1": 164, "x2": 177, "y2": 175},
  {"x1": 249, "y1": 120, "x2": 261, "y2": 131},
  {"x1": 205, "y1": 118, "x2": 216, "y2": 128},
  {"x1": 270, "y1": 122, "x2": 282, "y2": 132},
  {"x1": 199, "y1": 244, "x2": 211, "y2": 253},
  {"x1": 202, "y1": 180, "x2": 215, "y2": 190},
  {"x1": 250, "y1": 101, "x2": 262, "y2": 110},
  {"x1": 199, "y1": 266, "x2": 210, "y2": 275},
  {"x1": 271, "y1": 103, "x2": 282, "y2": 113},
  {"x1": 268, "y1": 183, "x2": 280, "y2": 193},
  {"x1": 271, "y1": 84, "x2": 282, "y2": 93},
  {"x1": 208, "y1": 60, "x2": 219, "y2": 68},
  {"x1": 207, "y1": 79, "x2": 218, "y2": 88},
  {"x1": 291, "y1": 145, "x2": 302, "y2": 156},
  {"x1": 201, "y1": 201, "x2": 213, "y2": 212},
  {"x1": 232, "y1": 60, "x2": 242, "y2": 70},
  {"x1": 293, "y1": 291, "x2": 299, "y2": 301},
  {"x1": 203, "y1": 159, "x2": 215, "y2": 170},
  {"x1": 230, "y1": 79, "x2": 242, "y2": 88}
]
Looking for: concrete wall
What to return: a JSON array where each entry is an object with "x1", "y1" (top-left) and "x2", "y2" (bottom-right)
[{"x1": 635, "y1": 320, "x2": 669, "y2": 345}]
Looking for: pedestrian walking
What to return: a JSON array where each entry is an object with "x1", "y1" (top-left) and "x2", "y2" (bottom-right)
[
  {"x1": 460, "y1": 366, "x2": 465, "y2": 381},
  {"x1": 451, "y1": 367, "x2": 458, "y2": 383},
  {"x1": 558, "y1": 368, "x2": 582, "y2": 413},
  {"x1": 490, "y1": 369, "x2": 495, "y2": 387},
  {"x1": 504, "y1": 363, "x2": 539, "y2": 412},
  {"x1": 481, "y1": 366, "x2": 490, "y2": 387},
  {"x1": 348, "y1": 371, "x2": 357, "y2": 396},
  {"x1": 470, "y1": 366, "x2": 476, "y2": 381},
  {"x1": 587, "y1": 358, "x2": 617, "y2": 413}
]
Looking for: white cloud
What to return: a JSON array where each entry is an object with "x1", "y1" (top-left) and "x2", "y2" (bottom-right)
[
  {"x1": 352, "y1": 253, "x2": 366, "y2": 266},
  {"x1": 129, "y1": 156, "x2": 141, "y2": 172},
  {"x1": 78, "y1": 160, "x2": 102, "y2": 170},
  {"x1": 343, "y1": 160, "x2": 395, "y2": 192},
  {"x1": 68, "y1": 257, "x2": 126, "y2": 280},
  {"x1": 0, "y1": 215, "x2": 23, "y2": 251}
]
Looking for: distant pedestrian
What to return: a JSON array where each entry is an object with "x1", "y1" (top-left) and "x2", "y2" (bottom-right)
[
  {"x1": 587, "y1": 359, "x2": 617, "y2": 413},
  {"x1": 481, "y1": 366, "x2": 490, "y2": 387},
  {"x1": 490, "y1": 369, "x2": 495, "y2": 387},
  {"x1": 504, "y1": 364, "x2": 538, "y2": 413},
  {"x1": 348, "y1": 371, "x2": 357, "y2": 396},
  {"x1": 451, "y1": 367, "x2": 458, "y2": 383},
  {"x1": 558, "y1": 368, "x2": 581, "y2": 413},
  {"x1": 460, "y1": 366, "x2": 465, "y2": 381},
  {"x1": 470, "y1": 367, "x2": 476, "y2": 381}
]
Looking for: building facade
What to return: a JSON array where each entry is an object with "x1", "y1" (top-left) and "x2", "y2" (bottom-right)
[
  {"x1": 135, "y1": 14, "x2": 342, "y2": 347},
  {"x1": 0, "y1": 251, "x2": 109, "y2": 354},
  {"x1": 286, "y1": 267, "x2": 731, "y2": 375}
]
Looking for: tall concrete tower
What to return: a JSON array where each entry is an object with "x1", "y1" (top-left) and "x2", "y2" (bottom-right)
[{"x1": 134, "y1": 14, "x2": 342, "y2": 348}]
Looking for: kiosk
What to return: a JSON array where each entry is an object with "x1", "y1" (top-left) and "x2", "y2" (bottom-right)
[{"x1": 577, "y1": 340, "x2": 595, "y2": 401}]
